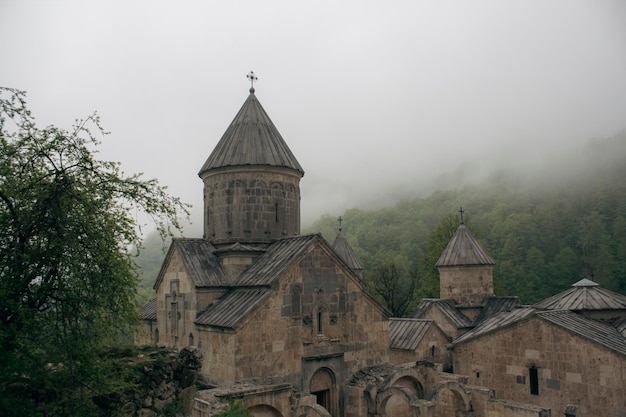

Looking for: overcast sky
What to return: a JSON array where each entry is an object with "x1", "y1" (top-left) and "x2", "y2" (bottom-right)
[{"x1": 1, "y1": 0, "x2": 625, "y2": 232}]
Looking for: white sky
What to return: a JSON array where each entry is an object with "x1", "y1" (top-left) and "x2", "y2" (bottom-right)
[{"x1": 1, "y1": 0, "x2": 625, "y2": 231}]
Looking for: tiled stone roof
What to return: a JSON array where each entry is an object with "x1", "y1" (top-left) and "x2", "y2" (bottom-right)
[
  {"x1": 154, "y1": 238, "x2": 230, "y2": 289},
  {"x1": 389, "y1": 318, "x2": 445, "y2": 351},
  {"x1": 195, "y1": 288, "x2": 272, "y2": 329},
  {"x1": 412, "y1": 299, "x2": 473, "y2": 328},
  {"x1": 139, "y1": 297, "x2": 157, "y2": 321},
  {"x1": 332, "y1": 231, "x2": 364, "y2": 272},
  {"x1": 435, "y1": 224, "x2": 495, "y2": 267},
  {"x1": 538, "y1": 310, "x2": 626, "y2": 357},
  {"x1": 534, "y1": 279, "x2": 626, "y2": 311},
  {"x1": 474, "y1": 296, "x2": 522, "y2": 325},
  {"x1": 199, "y1": 91, "x2": 304, "y2": 176},
  {"x1": 452, "y1": 307, "x2": 535, "y2": 345},
  {"x1": 234, "y1": 234, "x2": 320, "y2": 287},
  {"x1": 452, "y1": 308, "x2": 626, "y2": 357}
]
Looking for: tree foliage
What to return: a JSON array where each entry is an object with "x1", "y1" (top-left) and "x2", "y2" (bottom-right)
[
  {"x1": 305, "y1": 131, "x2": 626, "y2": 306},
  {"x1": 0, "y1": 87, "x2": 189, "y2": 416},
  {"x1": 370, "y1": 257, "x2": 417, "y2": 317}
]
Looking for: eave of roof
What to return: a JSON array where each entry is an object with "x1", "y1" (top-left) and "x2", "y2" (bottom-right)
[{"x1": 199, "y1": 91, "x2": 304, "y2": 176}]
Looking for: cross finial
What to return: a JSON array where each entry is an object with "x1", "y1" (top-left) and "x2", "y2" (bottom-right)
[
  {"x1": 459, "y1": 206, "x2": 465, "y2": 224},
  {"x1": 338, "y1": 216, "x2": 343, "y2": 231},
  {"x1": 247, "y1": 71, "x2": 258, "y2": 93}
]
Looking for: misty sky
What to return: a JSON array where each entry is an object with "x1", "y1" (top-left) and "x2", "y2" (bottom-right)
[{"x1": 1, "y1": 0, "x2": 625, "y2": 231}]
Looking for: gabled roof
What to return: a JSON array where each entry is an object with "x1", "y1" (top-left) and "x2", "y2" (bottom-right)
[
  {"x1": 534, "y1": 278, "x2": 626, "y2": 311},
  {"x1": 452, "y1": 307, "x2": 536, "y2": 345},
  {"x1": 412, "y1": 299, "x2": 473, "y2": 329},
  {"x1": 537, "y1": 310, "x2": 626, "y2": 357},
  {"x1": 234, "y1": 234, "x2": 320, "y2": 286},
  {"x1": 139, "y1": 298, "x2": 157, "y2": 321},
  {"x1": 474, "y1": 296, "x2": 522, "y2": 325},
  {"x1": 452, "y1": 308, "x2": 626, "y2": 357},
  {"x1": 389, "y1": 318, "x2": 447, "y2": 351},
  {"x1": 153, "y1": 239, "x2": 230, "y2": 290},
  {"x1": 614, "y1": 317, "x2": 626, "y2": 338},
  {"x1": 194, "y1": 233, "x2": 388, "y2": 329},
  {"x1": 331, "y1": 230, "x2": 364, "y2": 272},
  {"x1": 198, "y1": 91, "x2": 304, "y2": 176},
  {"x1": 435, "y1": 224, "x2": 495, "y2": 267},
  {"x1": 195, "y1": 288, "x2": 272, "y2": 329}
]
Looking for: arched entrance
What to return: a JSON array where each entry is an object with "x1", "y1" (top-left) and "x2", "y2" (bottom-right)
[{"x1": 309, "y1": 367, "x2": 337, "y2": 416}]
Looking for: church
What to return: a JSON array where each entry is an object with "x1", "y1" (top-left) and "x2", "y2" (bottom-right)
[{"x1": 136, "y1": 78, "x2": 626, "y2": 417}]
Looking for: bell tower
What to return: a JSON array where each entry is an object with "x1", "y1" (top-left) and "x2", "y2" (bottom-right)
[
  {"x1": 198, "y1": 73, "x2": 304, "y2": 246},
  {"x1": 436, "y1": 209, "x2": 495, "y2": 306}
]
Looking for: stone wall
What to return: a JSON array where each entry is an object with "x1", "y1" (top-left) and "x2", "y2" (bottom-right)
[
  {"x1": 96, "y1": 347, "x2": 201, "y2": 417},
  {"x1": 201, "y1": 167, "x2": 302, "y2": 244},
  {"x1": 439, "y1": 265, "x2": 493, "y2": 306},
  {"x1": 452, "y1": 315, "x2": 626, "y2": 417}
]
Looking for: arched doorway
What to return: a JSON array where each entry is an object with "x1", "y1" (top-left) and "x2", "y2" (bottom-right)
[{"x1": 309, "y1": 367, "x2": 337, "y2": 416}]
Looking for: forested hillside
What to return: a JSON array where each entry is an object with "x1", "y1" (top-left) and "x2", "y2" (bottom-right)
[
  {"x1": 137, "y1": 132, "x2": 626, "y2": 315},
  {"x1": 306, "y1": 131, "x2": 626, "y2": 311}
]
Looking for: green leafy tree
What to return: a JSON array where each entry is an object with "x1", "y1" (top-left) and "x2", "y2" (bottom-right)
[
  {"x1": 369, "y1": 257, "x2": 417, "y2": 317},
  {"x1": 0, "y1": 87, "x2": 189, "y2": 416},
  {"x1": 417, "y1": 213, "x2": 460, "y2": 300}
]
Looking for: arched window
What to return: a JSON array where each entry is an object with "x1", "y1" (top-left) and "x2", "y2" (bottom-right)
[
  {"x1": 317, "y1": 310, "x2": 323, "y2": 335},
  {"x1": 189, "y1": 333, "x2": 194, "y2": 347}
]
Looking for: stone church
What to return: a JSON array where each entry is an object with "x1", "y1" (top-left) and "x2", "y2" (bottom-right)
[{"x1": 136, "y1": 83, "x2": 626, "y2": 417}]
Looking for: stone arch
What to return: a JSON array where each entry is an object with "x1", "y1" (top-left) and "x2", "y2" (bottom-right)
[
  {"x1": 428, "y1": 381, "x2": 471, "y2": 415},
  {"x1": 381, "y1": 368, "x2": 427, "y2": 399},
  {"x1": 246, "y1": 403, "x2": 284, "y2": 417},
  {"x1": 295, "y1": 404, "x2": 332, "y2": 417},
  {"x1": 270, "y1": 181, "x2": 284, "y2": 191},
  {"x1": 250, "y1": 179, "x2": 267, "y2": 189},
  {"x1": 393, "y1": 375, "x2": 425, "y2": 399},
  {"x1": 309, "y1": 367, "x2": 337, "y2": 416},
  {"x1": 376, "y1": 386, "x2": 420, "y2": 417}
]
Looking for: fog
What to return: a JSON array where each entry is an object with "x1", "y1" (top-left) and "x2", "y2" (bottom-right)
[{"x1": 1, "y1": 0, "x2": 625, "y2": 232}]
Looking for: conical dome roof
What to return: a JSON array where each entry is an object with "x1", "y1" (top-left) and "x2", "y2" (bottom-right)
[
  {"x1": 199, "y1": 90, "x2": 304, "y2": 176},
  {"x1": 435, "y1": 223, "x2": 495, "y2": 267},
  {"x1": 332, "y1": 230, "x2": 364, "y2": 272},
  {"x1": 534, "y1": 279, "x2": 626, "y2": 311}
]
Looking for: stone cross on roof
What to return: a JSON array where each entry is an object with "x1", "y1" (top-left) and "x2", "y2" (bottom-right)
[
  {"x1": 459, "y1": 206, "x2": 465, "y2": 223},
  {"x1": 338, "y1": 216, "x2": 343, "y2": 231},
  {"x1": 247, "y1": 71, "x2": 258, "y2": 93}
]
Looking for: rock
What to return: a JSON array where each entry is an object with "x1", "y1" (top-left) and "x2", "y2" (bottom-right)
[{"x1": 137, "y1": 408, "x2": 157, "y2": 417}]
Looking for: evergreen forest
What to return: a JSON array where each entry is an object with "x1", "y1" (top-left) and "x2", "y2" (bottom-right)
[{"x1": 138, "y1": 131, "x2": 626, "y2": 316}]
